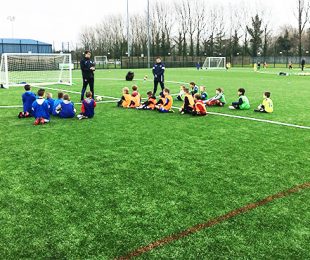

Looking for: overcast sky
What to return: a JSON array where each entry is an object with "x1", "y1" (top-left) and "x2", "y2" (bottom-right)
[{"x1": 0, "y1": 0, "x2": 296, "y2": 49}]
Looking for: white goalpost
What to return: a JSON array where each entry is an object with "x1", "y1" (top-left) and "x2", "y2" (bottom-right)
[
  {"x1": 0, "y1": 53, "x2": 72, "y2": 89},
  {"x1": 202, "y1": 57, "x2": 226, "y2": 70},
  {"x1": 94, "y1": 56, "x2": 108, "y2": 66}
]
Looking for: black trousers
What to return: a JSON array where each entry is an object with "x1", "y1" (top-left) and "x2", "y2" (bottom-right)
[
  {"x1": 232, "y1": 101, "x2": 241, "y2": 109},
  {"x1": 153, "y1": 79, "x2": 164, "y2": 95},
  {"x1": 81, "y1": 77, "x2": 94, "y2": 101}
]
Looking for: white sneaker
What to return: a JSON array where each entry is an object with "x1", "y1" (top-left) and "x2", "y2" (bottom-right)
[{"x1": 229, "y1": 106, "x2": 236, "y2": 110}]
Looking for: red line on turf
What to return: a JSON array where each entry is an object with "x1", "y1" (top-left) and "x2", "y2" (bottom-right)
[{"x1": 116, "y1": 182, "x2": 310, "y2": 259}]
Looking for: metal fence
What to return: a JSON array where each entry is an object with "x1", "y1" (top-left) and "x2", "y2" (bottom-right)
[{"x1": 72, "y1": 55, "x2": 309, "y2": 70}]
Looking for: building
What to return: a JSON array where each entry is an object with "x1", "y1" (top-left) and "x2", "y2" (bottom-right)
[{"x1": 0, "y1": 38, "x2": 52, "y2": 54}]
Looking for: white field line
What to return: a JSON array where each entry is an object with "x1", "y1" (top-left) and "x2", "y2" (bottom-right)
[
  {"x1": 30, "y1": 85, "x2": 119, "y2": 100},
  {"x1": 0, "y1": 100, "x2": 117, "y2": 109},
  {"x1": 72, "y1": 77, "x2": 188, "y2": 85},
  {"x1": 171, "y1": 105, "x2": 310, "y2": 130},
  {"x1": 3, "y1": 84, "x2": 310, "y2": 130}
]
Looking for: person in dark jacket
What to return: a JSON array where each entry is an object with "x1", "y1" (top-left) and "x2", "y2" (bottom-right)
[
  {"x1": 152, "y1": 57, "x2": 165, "y2": 96},
  {"x1": 80, "y1": 50, "x2": 95, "y2": 101},
  {"x1": 301, "y1": 59, "x2": 306, "y2": 71}
]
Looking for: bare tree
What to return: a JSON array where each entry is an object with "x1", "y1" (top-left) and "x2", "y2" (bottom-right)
[
  {"x1": 175, "y1": 0, "x2": 189, "y2": 56},
  {"x1": 295, "y1": 0, "x2": 310, "y2": 58},
  {"x1": 195, "y1": 0, "x2": 207, "y2": 56}
]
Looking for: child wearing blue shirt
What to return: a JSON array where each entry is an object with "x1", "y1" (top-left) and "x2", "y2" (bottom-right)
[
  {"x1": 56, "y1": 94, "x2": 76, "y2": 118},
  {"x1": 32, "y1": 89, "x2": 50, "y2": 125},
  {"x1": 18, "y1": 84, "x2": 36, "y2": 118},
  {"x1": 77, "y1": 92, "x2": 97, "y2": 120},
  {"x1": 52, "y1": 92, "x2": 64, "y2": 116},
  {"x1": 46, "y1": 93, "x2": 55, "y2": 115}
]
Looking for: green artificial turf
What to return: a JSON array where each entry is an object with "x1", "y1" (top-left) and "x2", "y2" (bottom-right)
[{"x1": 0, "y1": 68, "x2": 309, "y2": 259}]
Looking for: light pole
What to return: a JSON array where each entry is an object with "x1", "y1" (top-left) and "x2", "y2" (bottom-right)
[
  {"x1": 147, "y1": 0, "x2": 151, "y2": 68},
  {"x1": 127, "y1": 0, "x2": 130, "y2": 58},
  {"x1": 7, "y1": 16, "x2": 16, "y2": 38}
]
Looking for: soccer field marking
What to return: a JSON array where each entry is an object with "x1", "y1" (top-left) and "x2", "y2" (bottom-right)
[
  {"x1": 30, "y1": 85, "x2": 120, "y2": 100},
  {"x1": 0, "y1": 100, "x2": 117, "y2": 109},
  {"x1": 72, "y1": 77, "x2": 188, "y2": 85},
  {"x1": 1, "y1": 87, "x2": 309, "y2": 130},
  {"x1": 116, "y1": 182, "x2": 310, "y2": 260},
  {"x1": 171, "y1": 106, "x2": 310, "y2": 130}
]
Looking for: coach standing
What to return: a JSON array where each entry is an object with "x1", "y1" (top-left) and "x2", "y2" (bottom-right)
[
  {"x1": 153, "y1": 57, "x2": 165, "y2": 96},
  {"x1": 80, "y1": 50, "x2": 95, "y2": 101},
  {"x1": 301, "y1": 58, "x2": 306, "y2": 72}
]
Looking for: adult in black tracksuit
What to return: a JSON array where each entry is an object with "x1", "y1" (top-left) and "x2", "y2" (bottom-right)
[
  {"x1": 153, "y1": 57, "x2": 165, "y2": 96},
  {"x1": 301, "y1": 58, "x2": 306, "y2": 72},
  {"x1": 80, "y1": 50, "x2": 95, "y2": 101}
]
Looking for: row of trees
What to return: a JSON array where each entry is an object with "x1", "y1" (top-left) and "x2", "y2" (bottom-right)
[{"x1": 78, "y1": 0, "x2": 310, "y2": 60}]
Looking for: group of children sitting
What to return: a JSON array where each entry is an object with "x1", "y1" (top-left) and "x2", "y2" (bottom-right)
[
  {"x1": 118, "y1": 82, "x2": 274, "y2": 115},
  {"x1": 117, "y1": 84, "x2": 208, "y2": 116},
  {"x1": 19, "y1": 84, "x2": 97, "y2": 125},
  {"x1": 19, "y1": 81, "x2": 273, "y2": 125}
]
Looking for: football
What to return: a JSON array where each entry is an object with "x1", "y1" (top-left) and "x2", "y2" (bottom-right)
[{"x1": 96, "y1": 96, "x2": 103, "y2": 102}]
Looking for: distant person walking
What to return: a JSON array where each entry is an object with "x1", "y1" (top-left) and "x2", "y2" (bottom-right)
[
  {"x1": 153, "y1": 57, "x2": 165, "y2": 96},
  {"x1": 301, "y1": 58, "x2": 306, "y2": 71},
  {"x1": 80, "y1": 50, "x2": 95, "y2": 101}
]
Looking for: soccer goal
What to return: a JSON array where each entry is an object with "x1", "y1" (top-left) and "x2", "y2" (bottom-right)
[
  {"x1": 0, "y1": 53, "x2": 72, "y2": 89},
  {"x1": 202, "y1": 57, "x2": 226, "y2": 70},
  {"x1": 94, "y1": 56, "x2": 108, "y2": 66}
]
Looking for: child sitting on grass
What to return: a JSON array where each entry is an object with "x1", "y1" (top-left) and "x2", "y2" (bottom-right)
[
  {"x1": 155, "y1": 92, "x2": 165, "y2": 107},
  {"x1": 117, "y1": 87, "x2": 132, "y2": 108},
  {"x1": 130, "y1": 85, "x2": 141, "y2": 108},
  {"x1": 19, "y1": 84, "x2": 36, "y2": 118},
  {"x1": 138, "y1": 91, "x2": 157, "y2": 110},
  {"x1": 193, "y1": 94, "x2": 207, "y2": 116},
  {"x1": 56, "y1": 94, "x2": 76, "y2": 118},
  {"x1": 156, "y1": 88, "x2": 174, "y2": 113},
  {"x1": 46, "y1": 93, "x2": 55, "y2": 115},
  {"x1": 205, "y1": 88, "x2": 226, "y2": 107},
  {"x1": 77, "y1": 91, "x2": 97, "y2": 120},
  {"x1": 180, "y1": 87, "x2": 195, "y2": 115},
  {"x1": 32, "y1": 88, "x2": 50, "y2": 125},
  {"x1": 52, "y1": 92, "x2": 64, "y2": 116},
  {"x1": 254, "y1": 92, "x2": 273, "y2": 113},
  {"x1": 200, "y1": 86, "x2": 208, "y2": 101},
  {"x1": 190, "y1": 82, "x2": 199, "y2": 96},
  {"x1": 229, "y1": 88, "x2": 250, "y2": 110},
  {"x1": 176, "y1": 85, "x2": 186, "y2": 101}
]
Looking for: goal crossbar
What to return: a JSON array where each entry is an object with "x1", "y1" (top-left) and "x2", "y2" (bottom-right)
[
  {"x1": 0, "y1": 53, "x2": 72, "y2": 89},
  {"x1": 202, "y1": 57, "x2": 226, "y2": 70}
]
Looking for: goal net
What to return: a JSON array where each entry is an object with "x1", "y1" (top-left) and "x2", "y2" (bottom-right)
[
  {"x1": 94, "y1": 56, "x2": 108, "y2": 65},
  {"x1": 0, "y1": 53, "x2": 72, "y2": 89},
  {"x1": 202, "y1": 57, "x2": 226, "y2": 70}
]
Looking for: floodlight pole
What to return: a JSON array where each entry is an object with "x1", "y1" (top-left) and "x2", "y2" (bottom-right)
[
  {"x1": 147, "y1": 0, "x2": 151, "y2": 68},
  {"x1": 127, "y1": 0, "x2": 130, "y2": 57},
  {"x1": 7, "y1": 16, "x2": 16, "y2": 38}
]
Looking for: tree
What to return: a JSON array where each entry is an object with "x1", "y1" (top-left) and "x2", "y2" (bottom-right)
[
  {"x1": 195, "y1": 0, "x2": 207, "y2": 56},
  {"x1": 295, "y1": 0, "x2": 310, "y2": 58},
  {"x1": 277, "y1": 29, "x2": 293, "y2": 55},
  {"x1": 231, "y1": 30, "x2": 241, "y2": 56},
  {"x1": 175, "y1": 0, "x2": 189, "y2": 56},
  {"x1": 247, "y1": 14, "x2": 264, "y2": 57}
]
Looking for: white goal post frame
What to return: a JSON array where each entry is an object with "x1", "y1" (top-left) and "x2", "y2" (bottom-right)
[
  {"x1": 0, "y1": 53, "x2": 73, "y2": 89},
  {"x1": 202, "y1": 57, "x2": 227, "y2": 70},
  {"x1": 94, "y1": 56, "x2": 108, "y2": 65}
]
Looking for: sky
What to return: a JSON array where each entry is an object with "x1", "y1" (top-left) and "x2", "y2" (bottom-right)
[{"x1": 0, "y1": 0, "x2": 296, "y2": 50}]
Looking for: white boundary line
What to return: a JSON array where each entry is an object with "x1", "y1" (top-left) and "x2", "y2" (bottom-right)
[
  {"x1": 0, "y1": 100, "x2": 117, "y2": 109},
  {"x1": 72, "y1": 77, "x2": 188, "y2": 85},
  {"x1": 2, "y1": 82, "x2": 309, "y2": 130},
  {"x1": 30, "y1": 85, "x2": 119, "y2": 100},
  {"x1": 170, "y1": 106, "x2": 310, "y2": 130}
]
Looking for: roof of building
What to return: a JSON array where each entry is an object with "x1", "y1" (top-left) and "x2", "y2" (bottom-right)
[{"x1": 0, "y1": 38, "x2": 52, "y2": 45}]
